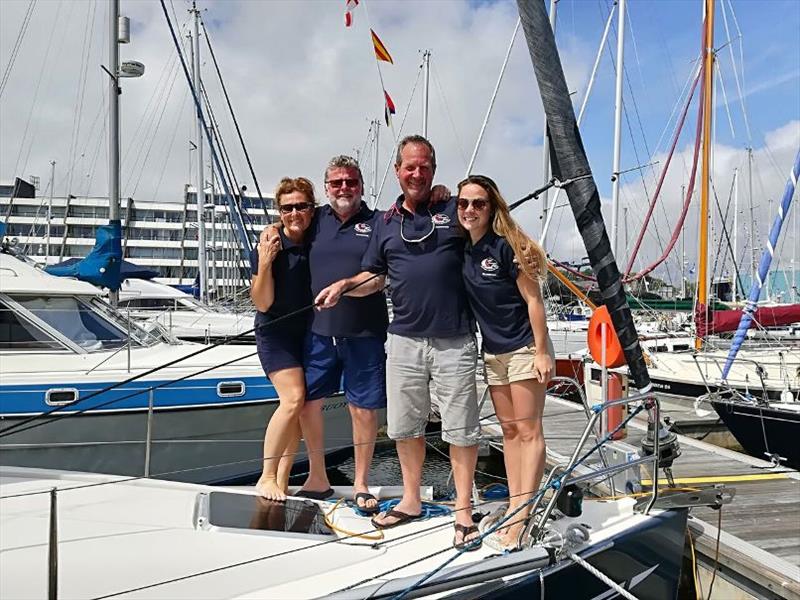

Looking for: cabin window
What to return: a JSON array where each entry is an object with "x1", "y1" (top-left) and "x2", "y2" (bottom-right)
[
  {"x1": 0, "y1": 299, "x2": 65, "y2": 351},
  {"x1": 12, "y1": 295, "x2": 131, "y2": 351}
]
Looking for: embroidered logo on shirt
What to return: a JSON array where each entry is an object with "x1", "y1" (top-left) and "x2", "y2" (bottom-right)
[
  {"x1": 431, "y1": 213, "x2": 451, "y2": 226},
  {"x1": 354, "y1": 222, "x2": 372, "y2": 234},
  {"x1": 481, "y1": 258, "x2": 500, "y2": 272}
]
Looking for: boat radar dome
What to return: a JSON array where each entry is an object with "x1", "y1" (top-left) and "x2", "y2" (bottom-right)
[{"x1": 119, "y1": 61, "x2": 145, "y2": 78}]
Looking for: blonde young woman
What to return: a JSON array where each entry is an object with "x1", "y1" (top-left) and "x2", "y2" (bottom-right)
[
  {"x1": 250, "y1": 177, "x2": 316, "y2": 500},
  {"x1": 456, "y1": 174, "x2": 554, "y2": 551}
]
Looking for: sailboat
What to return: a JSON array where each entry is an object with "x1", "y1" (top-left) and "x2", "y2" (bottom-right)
[
  {"x1": 0, "y1": 1, "x2": 350, "y2": 484},
  {"x1": 0, "y1": 2, "x2": 717, "y2": 597},
  {"x1": 704, "y1": 148, "x2": 800, "y2": 468},
  {"x1": 614, "y1": 0, "x2": 800, "y2": 421}
]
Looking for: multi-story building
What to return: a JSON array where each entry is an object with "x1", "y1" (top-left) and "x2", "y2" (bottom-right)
[{"x1": 0, "y1": 177, "x2": 276, "y2": 292}]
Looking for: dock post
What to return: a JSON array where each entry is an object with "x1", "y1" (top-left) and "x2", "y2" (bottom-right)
[
  {"x1": 144, "y1": 388, "x2": 155, "y2": 477},
  {"x1": 48, "y1": 487, "x2": 58, "y2": 600}
]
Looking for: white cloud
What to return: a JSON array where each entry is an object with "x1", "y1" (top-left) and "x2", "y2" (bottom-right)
[{"x1": 1, "y1": 0, "x2": 797, "y2": 289}]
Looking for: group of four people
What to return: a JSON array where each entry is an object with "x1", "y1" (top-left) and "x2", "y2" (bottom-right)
[{"x1": 250, "y1": 135, "x2": 553, "y2": 551}]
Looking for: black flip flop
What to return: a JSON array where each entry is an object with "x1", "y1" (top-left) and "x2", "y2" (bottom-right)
[
  {"x1": 354, "y1": 492, "x2": 380, "y2": 515},
  {"x1": 371, "y1": 508, "x2": 422, "y2": 530},
  {"x1": 294, "y1": 488, "x2": 334, "y2": 500},
  {"x1": 453, "y1": 523, "x2": 482, "y2": 551}
]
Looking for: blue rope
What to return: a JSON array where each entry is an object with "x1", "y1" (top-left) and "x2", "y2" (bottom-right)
[{"x1": 352, "y1": 499, "x2": 452, "y2": 518}]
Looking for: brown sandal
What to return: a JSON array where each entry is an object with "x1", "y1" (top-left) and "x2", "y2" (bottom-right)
[{"x1": 453, "y1": 523, "x2": 482, "y2": 551}]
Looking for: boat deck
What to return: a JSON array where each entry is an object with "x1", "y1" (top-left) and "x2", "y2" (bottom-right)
[{"x1": 482, "y1": 395, "x2": 800, "y2": 599}]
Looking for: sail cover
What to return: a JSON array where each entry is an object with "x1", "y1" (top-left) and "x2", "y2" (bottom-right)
[
  {"x1": 45, "y1": 220, "x2": 123, "y2": 290},
  {"x1": 721, "y1": 148, "x2": 800, "y2": 379},
  {"x1": 515, "y1": 0, "x2": 651, "y2": 391},
  {"x1": 699, "y1": 304, "x2": 800, "y2": 338}
]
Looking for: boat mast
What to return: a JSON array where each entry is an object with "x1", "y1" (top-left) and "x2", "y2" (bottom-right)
[
  {"x1": 191, "y1": 2, "x2": 208, "y2": 304},
  {"x1": 732, "y1": 167, "x2": 738, "y2": 303},
  {"x1": 794, "y1": 194, "x2": 797, "y2": 301},
  {"x1": 609, "y1": 0, "x2": 626, "y2": 257},
  {"x1": 539, "y1": 0, "x2": 558, "y2": 248},
  {"x1": 46, "y1": 160, "x2": 55, "y2": 262},
  {"x1": 748, "y1": 146, "x2": 756, "y2": 287},
  {"x1": 696, "y1": 0, "x2": 715, "y2": 350},
  {"x1": 421, "y1": 49, "x2": 431, "y2": 138},
  {"x1": 370, "y1": 119, "x2": 379, "y2": 207},
  {"x1": 108, "y1": 0, "x2": 121, "y2": 305},
  {"x1": 681, "y1": 184, "x2": 686, "y2": 299}
]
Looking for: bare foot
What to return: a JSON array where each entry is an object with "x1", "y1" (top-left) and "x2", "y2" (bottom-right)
[{"x1": 255, "y1": 477, "x2": 286, "y2": 501}]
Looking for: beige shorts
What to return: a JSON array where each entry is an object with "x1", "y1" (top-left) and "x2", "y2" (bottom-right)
[{"x1": 483, "y1": 336, "x2": 555, "y2": 386}]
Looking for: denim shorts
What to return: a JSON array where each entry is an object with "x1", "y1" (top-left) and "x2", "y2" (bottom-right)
[
  {"x1": 303, "y1": 333, "x2": 387, "y2": 409},
  {"x1": 385, "y1": 333, "x2": 479, "y2": 446}
]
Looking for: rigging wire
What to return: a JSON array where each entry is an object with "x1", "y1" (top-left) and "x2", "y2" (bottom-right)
[
  {"x1": 0, "y1": 0, "x2": 37, "y2": 99},
  {"x1": 12, "y1": 0, "x2": 65, "y2": 179},
  {"x1": 710, "y1": 175, "x2": 746, "y2": 299},
  {"x1": 127, "y1": 50, "x2": 185, "y2": 196},
  {"x1": 429, "y1": 61, "x2": 469, "y2": 170},
  {"x1": 373, "y1": 64, "x2": 424, "y2": 208},
  {"x1": 159, "y1": 0, "x2": 253, "y2": 260},
  {"x1": 719, "y1": 0, "x2": 751, "y2": 143},
  {"x1": 65, "y1": 0, "x2": 98, "y2": 197},
  {"x1": 200, "y1": 16, "x2": 271, "y2": 221},
  {"x1": 623, "y1": 69, "x2": 701, "y2": 277}
]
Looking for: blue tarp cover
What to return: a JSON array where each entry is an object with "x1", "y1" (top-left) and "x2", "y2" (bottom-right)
[{"x1": 45, "y1": 220, "x2": 124, "y2": 290}]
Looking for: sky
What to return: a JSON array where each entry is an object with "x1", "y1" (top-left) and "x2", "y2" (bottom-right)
[{"x1": 1, "y1": 0, "x2": 798, "y2": 288}]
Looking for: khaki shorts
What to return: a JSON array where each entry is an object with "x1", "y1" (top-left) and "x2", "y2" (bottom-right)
[
  {"x1": 483, "y1": 336, "x2": 555, "y2": 386},
  {"x1": 385, "y1": 333, "x2": 480, "y2": 446}
]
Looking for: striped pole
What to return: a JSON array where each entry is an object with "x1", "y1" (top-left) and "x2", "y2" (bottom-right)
[{"x1": 721, "y1": 147, "x2": 800, "y2": 380}]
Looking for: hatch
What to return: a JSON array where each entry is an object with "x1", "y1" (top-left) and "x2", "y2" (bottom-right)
[{"x1": 195, "y1": 492, "x2": 335, "y2": 540}]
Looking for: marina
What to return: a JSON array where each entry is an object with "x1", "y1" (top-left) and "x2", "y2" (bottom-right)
[{"x1": 481, "y1": 395, "x2": 800, "y2": 599}]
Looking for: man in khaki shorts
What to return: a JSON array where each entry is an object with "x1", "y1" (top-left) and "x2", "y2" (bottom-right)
[{"x1": 315, "y1": 135, "x2": 481, "y2": 550}]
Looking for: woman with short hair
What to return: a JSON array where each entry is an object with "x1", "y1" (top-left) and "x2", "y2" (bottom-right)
[{"x1": 251, "y1": 177, "x2": 316, "y2": 500}]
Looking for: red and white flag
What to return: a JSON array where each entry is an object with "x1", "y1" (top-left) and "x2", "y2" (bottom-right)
[{"x1": 344, "y1": 0, "x2": 359, "y2": 27}]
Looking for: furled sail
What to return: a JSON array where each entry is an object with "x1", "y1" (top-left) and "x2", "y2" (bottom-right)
[
  {"x1": 699, "y1": 304, "x2": 800, "y2": 338},
  {"x1": 515, "y1": 0, "x2": 651, "y2": 392}
]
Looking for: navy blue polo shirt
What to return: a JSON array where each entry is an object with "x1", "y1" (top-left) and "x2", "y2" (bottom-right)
[
  {"x1": 250, "y1": 227, "x2": 312, "y2": 336},
  {"x1": 361, "y1": 196, "x2": 473, "y2": 338},
  {"x1": 308, "y1": 202, "x2": 388, "y2": 338},
  {"x1": 463, "y1": 230, "x2": 533, "y2": 354}
]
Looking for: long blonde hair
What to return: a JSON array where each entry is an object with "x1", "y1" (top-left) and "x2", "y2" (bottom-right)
[{"x1": 457, "y1": 175, "x2": 547, "y2": 281}]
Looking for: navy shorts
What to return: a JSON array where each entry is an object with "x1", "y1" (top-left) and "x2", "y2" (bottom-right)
[
  {"x1": 304, "y1": 333, "x2": 387, "y2": 409},
  {"x1": 255, "y1": 330, "x2": 306, "y2": 376}
]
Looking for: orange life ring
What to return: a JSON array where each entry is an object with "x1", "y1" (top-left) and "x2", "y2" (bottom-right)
[{"x1": 587, "y1": 306, "x2": 626, "y2": 368}]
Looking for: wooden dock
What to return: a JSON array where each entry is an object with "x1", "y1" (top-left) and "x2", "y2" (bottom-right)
[{"x1": 481, "y1": 395, "x2": 800, "y2": 599}]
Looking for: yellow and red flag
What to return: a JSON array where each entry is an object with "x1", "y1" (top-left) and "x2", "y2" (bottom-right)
[{"x1": 371, "y1": 29, "x2": 393, "y2": 64}]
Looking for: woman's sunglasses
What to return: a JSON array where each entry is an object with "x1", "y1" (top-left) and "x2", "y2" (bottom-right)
[
  {"x1": 456, "y1": 198, "x2": 489, "y2": 211},
  {"x1": 279, "y1": 202, "x2": 314, "y2": 214}
]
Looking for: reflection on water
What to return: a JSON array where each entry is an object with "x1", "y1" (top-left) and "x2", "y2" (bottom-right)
[{"x1": 291, "y1": 439, "x2": 507, "y2": 498}]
